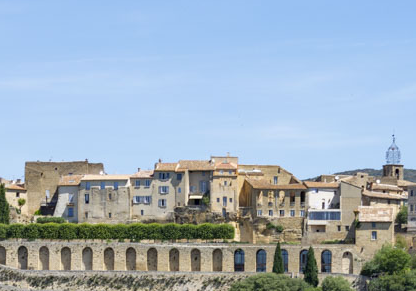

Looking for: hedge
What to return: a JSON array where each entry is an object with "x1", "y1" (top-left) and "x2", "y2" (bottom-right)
[
  {"x1": 36, "y1": 217, "x2": 66, "y2": 224},
  {"x1": 0, "y1": 223, "x2": 234, "y2": 241}
]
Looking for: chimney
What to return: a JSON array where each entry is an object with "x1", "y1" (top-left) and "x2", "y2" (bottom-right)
[
  {"x1": 137, "y1": 168, "x2": 141, "y2": 172},
  {"x1": 158, "y1": 158, "x2": 162, "y2": 163}
]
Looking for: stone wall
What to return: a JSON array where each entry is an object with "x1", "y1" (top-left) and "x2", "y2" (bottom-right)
[{"x1": 0, "y1": 240, "x2": 364, "y2": 275}]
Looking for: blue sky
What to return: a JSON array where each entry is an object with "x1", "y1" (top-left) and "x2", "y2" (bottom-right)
[{"x1": 1, "y1": 1, "x2": 416, "y2": 180}]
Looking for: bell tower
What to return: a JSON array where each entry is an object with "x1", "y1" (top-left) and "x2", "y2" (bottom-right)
[{"x1": 382, "y1": 134, "x2": 403, "y2": 180}]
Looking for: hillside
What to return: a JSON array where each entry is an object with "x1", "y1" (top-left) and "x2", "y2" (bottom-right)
[{"x1": 307, "y1": 168, "x2": 416, "y2": 183}]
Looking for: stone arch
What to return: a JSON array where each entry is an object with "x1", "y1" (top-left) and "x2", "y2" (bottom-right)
[
  {"x1": 256, "y1": 249, "x2": 267, "y2": 272},
  {"x1": 18, "y1": 246, "x2": 28, "y2": 270},
  {"x1": 281, "y1": 249, "x2": 288, "y2": 273},
  {"x1": 169, "y1": 248, "x2": 179, "y2": 272},
  {"x1": 147, "y1": 248, "x2": 157, "y2": 271},
  {"x1": 82, "y1": 247, "x2": 93, "y2": 270},
  {"x1": 342, "y1": 252, "x2": 353, "y2": 274},
  {"x1": 39, "y1": 246, "x2": 49, "y2": 270},
  {"x1": 0, "y1": 246, "x2": 6, "y2": 265},
  {"x1": 212, "y1": 249, "x2": 223, "y2": 272},
  {"x1": 321, "y1": 250, "x2": 332, "y2": 273},
  {"x1": 299, "y1": 249, "x2": 308, "y2": 273},
  {"x1": 126, "y1": 248, "x2": 136, "y2": 271},
  {"x1": 234, "y1": 249, "x2": 245, "y2": 272},
  {"x1": 61, "y1": 247, "x2": 71, "y2": 270},
  {"x1": 190, "y1": 249, "x2": 201, "y2": 272},
  {"x1": 104, "y1": 248, "x2": 114, "y2": 271}
]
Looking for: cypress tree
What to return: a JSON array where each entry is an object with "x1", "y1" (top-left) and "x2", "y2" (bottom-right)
[
  {"x1": 304, "y1": 246, "x2": 318, "y2": 287},
  {"x1": 0, "y1": 184, "x2": 10, "y2": 224},
  {"x1": 272, "y1": 242, "x2": 284, "y2": 274}
]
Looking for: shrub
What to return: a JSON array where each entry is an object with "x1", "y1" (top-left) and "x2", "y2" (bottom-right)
[
  {"x1": 321, "y1": 276, "x2": 353, "y2": 291},
  {"x1": 58, "y1": 224, "x2": 78, "y2": 240},
  {"x1": 395, "y1": 206, "x2": 408, "y2": 225},
  {"x1": 0, "y1": 224, "x2": 7, "y2": 240},
  {"x1": 34, "y1": 209, "x2": 41, "y2": 215},
  {"x1": 230, "y1": 273, "x2": 311, "y2": 291},
  {"x1": 304, "y1": 246, "x2": 319, "y2": 287},
  {"x1": 7, "y1": 224, "x2": 24, "y2": 238},
  {"x1": 0, "y1": 184, "x2": 10, "y2": 224},
  {"x1": 77, "y1": 223, "x2": 95, "y2": 239},
  {"x1": 23, "y1": 224, "x2": 40, "y2": 240},
  {"x1": 161, "y1": 223, "x2": 180, "y2": 240},
  {"x1": 180, "y1": 224, "x2": 197, "y2": 240},
  {"x1": 38, "y1": 223, "x2": 60, "y2": 239},
  {"x1": 36, "y1": 217, "x2": 66, "y2": 224},
  {"x1": 266, "y1": 223, "x2": 284, "y2": 233}
]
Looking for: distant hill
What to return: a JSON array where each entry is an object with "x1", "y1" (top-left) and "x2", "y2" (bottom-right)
[{"x1": 308, "y1": 168, "x2": 416, "y2": 183}]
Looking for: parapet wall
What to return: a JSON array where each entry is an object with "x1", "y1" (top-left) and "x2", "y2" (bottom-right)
[{"x1": 0, "y1": 240, "x2": 363, "y2": 275}]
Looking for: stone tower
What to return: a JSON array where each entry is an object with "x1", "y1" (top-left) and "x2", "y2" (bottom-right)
[{"x1": 382, "y1": 135, "x2": 403, "y2": 180}]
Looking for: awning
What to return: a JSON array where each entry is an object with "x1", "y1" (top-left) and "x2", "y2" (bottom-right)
[{"x1": 189, "y1": 194, "x2": 203, "y2": 199}]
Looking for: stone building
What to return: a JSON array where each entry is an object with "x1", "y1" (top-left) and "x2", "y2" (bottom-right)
[
  {"x1": 77, "y1": 175, "x2": 131, "y2": 223},
  {"x1": 408, "y1": 185, "x2": 416, "y2": 232},
  {"x1": 4, "y1": 183, "x2": 28, "y2": 215},
  {"x1": 53, "y1": 175, "x2": 83, "y2": 223},
  {"x1": 24, "y1": 161, "x2": 104, "y2": 215}
]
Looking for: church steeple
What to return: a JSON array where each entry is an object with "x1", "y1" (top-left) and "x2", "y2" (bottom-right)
[
  {"x1": 383, "y1": 134, "x2": 403, "y2": 180},
  {"x1": 385, "y1": 134, "x2": 401, "y2": 165}
]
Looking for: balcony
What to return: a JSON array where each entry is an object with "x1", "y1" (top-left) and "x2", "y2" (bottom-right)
[{"x1": 308, "y1": 209, "x2": 341, "y2": 225}]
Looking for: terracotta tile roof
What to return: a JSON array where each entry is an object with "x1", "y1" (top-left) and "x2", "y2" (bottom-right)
[
  {"x1": 362, "y1": 190, "x2": 406, "y2": 200},
  {"x1": 215, "y1": 162, "x2": 237, "y2": 170},
  {"x1": 304, "y1": 181, "x2": 340, "y2": 189},
  {"x1": 154, "y1": 163, "x2": 178, "y2": 172},
  {"x1": 58, "y1": 175, "x2": 83, "y2": 186},
  {"x1": 5, "y1": 184, "x2": 26, "y2": 191},
  {"x1": 131, "y1": 170, "x2": 154, "y2": 178},
  {"x1": 81, "y1": 174, "x2": 130, "y2": 181},
  {"x1": 176, "y1": 160, "x2": 214, "y2": 172},
  {"x1": 371, "y1": 183, "x2": 403, "y2": 192},
  {"x1": 245, "y1": 178, "x2": 306, "y2": 190},
  {"x1": 358, "y1": 206, "x2": 394, "y2": 222}
]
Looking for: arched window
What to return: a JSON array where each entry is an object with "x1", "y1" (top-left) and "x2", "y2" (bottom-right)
[
  {"x1": 256, "y1": 249, "x2": 267, "y2": 272},
  {"x1": 281, "y1": 249, "x2": 288, "y2": 273},
  {"x1": 321, "y1": 250, "x2": 332, "y2": 273},
  {"x1": 234, "y1": 249, "x2": 245, "y2": 272},
  {"x1": 299, "y1": 250, "x2": 308, "y2": 273}
]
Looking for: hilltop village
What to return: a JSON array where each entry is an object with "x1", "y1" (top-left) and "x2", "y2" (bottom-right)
[{"x1": 0, "y1": 136, "x2": 415, "y2": 277}]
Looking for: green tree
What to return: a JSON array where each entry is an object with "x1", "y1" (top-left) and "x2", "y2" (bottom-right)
[
  {"x1": 17, "y1": 198, "x2": 26, "y2": 212},
  {"x1": 230, "y1": 273, "x2": 312, "y2": 291},
  {"x1": 304, "y1": 246, "x2": 319, "y2": 287},
  {"x1": 361, "y1": 244, "x2": 411, "y2": 276},
  {"x1": 395, "y1": 234, "x2": 407, "y2": 250},
  {"x1": 0, "y1": 184, "x2": 10, "y2": 224},
  {"x1": 395, "y1": 206, "x2": 408, "y2": 225},
  {"x1": 368, "y1": 269, "x2": 416, "y2": 291},
  {"x1": 321, "y1": 276, "x2": 353, "y2": 291},
  {"x1": 272, "y1": 242, "x2": 284, "y2": 274}
]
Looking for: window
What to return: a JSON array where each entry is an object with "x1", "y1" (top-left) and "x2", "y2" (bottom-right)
[
  {"x1": 371, "y1": 231, "x2": 377, "y2": 240},
  {"x1": 177, "y1": 173, "x2": 182, "y2": 180},
  {"x1": 158, "y1": 173, "x2": 170, "y2": 180},
  {"x1": 281, "y1": 250, "x2": 289, "y2": 272},
  {"x1": 411, "y1": 205, "x2": 414, "y2": 212},
  {"x1": 372, "y1": 222, "x2": 376, "y2": 228},
  {"x1": 229, "y1": 197, "x2": 233, "y2": 203},
  {"x1": 114, "y1": 181, "x2": 118, "y2": 190},
  {"x1": 337, "y1": 225, "x2": 341, "y2": 231},
  {"x1": 200, "y1": 181, "x2": 207, "y2": 193},
  {"x1": 223, "y1": 197, "x2": 227, "y2": 207},
  {"x1": 68, "y1": 207, "x2": 74, "y2": 217},
  {"x1": 202, "y1": 172, "x2": 205, "y2": 176},
  {"x1": 321, "y1": 250, "x2": 332, "y2": 273},
  {"x1": 109, "y1": 213, "x2": 112, "y2": 218},
  {"x1": 100, "y1": 182, "x2": 105, "y2": 190},
  {"x1": 269, "y1": 210, "x2": 273, "y2": 216},
  {"x1": 145, "y1": 180, "x2": 151, "y2": 187},
  {"x1": 300, "y1": 210, "x2": 305, "y2": 217},
  {"x1": 45, "y1": 190, "x2": 50, "y2": 199},
  {"x1": 220, "y1": 170, "x2": 224, "y2": 174},
  {"x1": 273, "y1": 176, "x2": 278, "y2": 185},
  {"x1": 133, "y1": 196, "x2": 152, "y2": 204},
  {"x1": 108, "y1": 193, "x2": 112, "y2": 200},
  {"x1": 85, "y1": 212, "x2": 88, "y2": 218},
  {"x1": 16, "y1": 192, "x2": 20, "y2": 198},
  {"x1": 345, "y1": 225, "x2": 350, "y2": 231},
  {"x1": 229, "y1": 170, "x2": 233, "y2": 175},
  {"x1": 290, "y1": 210, "x2": 295, "y2": 217},
  {"x1": 69, "y1": 194, "x2": 74, "y2": 203},
  {"x1": 257, "y1": 210, "x2": 262, "y2": 216},
  {"x1": 158, "y1": 199, "x2": 167, "y2": 208},
  {"x1": 144, "y1": 196, "x2": 151, "y2": 204},
  {"x1": 224, "y1": 181, "x2": 228, "y2": 186},
  {"x1": 140, "y1": 210, "x2": 144, "y2": 215},
  {"x1": 280, "y1": 210, "x2": 285, "y2": 217},
  {"x1": 85, "y1": 194, "x2": 90, "y2": 204},
  {"x1": 135, "y1": 180, "x2": 140, "y2": 187},
  {"x1": 159, "y1": 186, "x2": 169, "y2": 194},
  {"x1": 217, "y1": 198, "x2": 220, "y2": 203},
  {"x1": 309, "y1": 211, "x2": 341, "y2": 221},
  {"x1": 388, "y1": 200, "x2": 391, "y2": 205},
  {"x1": 86, "y1": 182, "x2": 91, "y2": 190},
  {"x1": 411, "y1": 190, "x2": 414, "y2": 197},
  {"x1": 178, "y1": 187, "x2": 181, "y2": 194},
  {"x1": 300, "y1": 250, "x2": 308, "y2": 273},
  {"x1": 190, "y1": 186, "x2": 196, "y2": 193}
]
